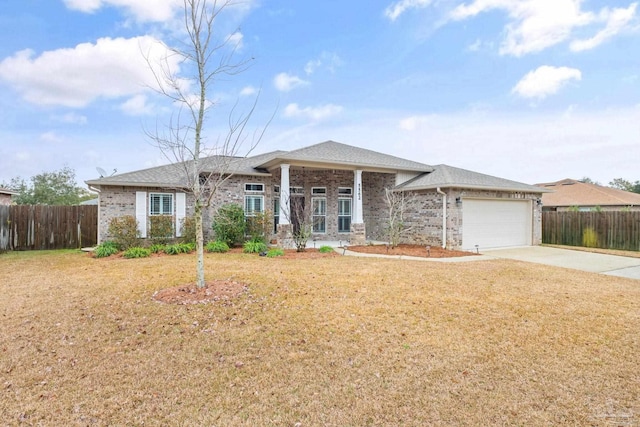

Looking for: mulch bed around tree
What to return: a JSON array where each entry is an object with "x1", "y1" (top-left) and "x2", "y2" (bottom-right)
[{"x1": 346, "y1": 244, "x2": 478, "y2": 258}]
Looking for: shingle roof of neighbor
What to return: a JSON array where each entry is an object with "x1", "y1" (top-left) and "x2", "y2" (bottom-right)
[
  {"x1": 0, "y1": 187, "x2": 18, "y2": 195},
  {"x1": 398, "y1": 164, "x2": 548, "y2": 193},
  {"x1": 536, "y1": 178, "x2": 640, "y2": 207},
  {"x1": 85, "y1": 141, "x2": 541, "y2": 194}
]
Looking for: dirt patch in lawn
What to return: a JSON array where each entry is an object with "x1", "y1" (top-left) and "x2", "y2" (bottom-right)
[
  {"x1": 347, "y1": 243, "x2": 477, "y2": 258},
  {"x1": 152, "y1": 279, "x2": 248, "y2": 304}
]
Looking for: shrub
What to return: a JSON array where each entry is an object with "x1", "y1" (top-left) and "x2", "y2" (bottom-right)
[
  {"x1": 319, "y1": 245, "x2": 333, "y2": 253},
  {"x1": 108, "y1": 215, "x2": 140, "y2": 250},
  {"x1": 149, "y1": 244, "x2": 165, "y2": 254},
  {"x1": 180, "y1": 215, "x2": 197, "y2": 244},
  {"x1": 243, "y1": 239, "x2": 268, "y2": 254},
  {"x1": 266, "y1": 248, "x2": 284, "y2": 257},
  {"x1": 164, "y1": 243, "x2": 194, "y2": 255},
  {"x1": 123, "y1": 247, "x2": 151, "y2": 259},
  {"x1": 246, "y1": 210, "x2": 272, "y2": 243},
  {"x1": 582, "y1": 227, "x2": 598, "y2": 248},
  {"x1": 205, "y1": 240, "x2": 229, "y2": 253},
  {"x1": 94, "y1": 241, "x2": 119, "y2": 258},
  {"x1": 148, "y1": 215, "x2": 174, "y2": 245},
  {"x1": 212, "y1": 203, "x2": 246, "y2": 247}
]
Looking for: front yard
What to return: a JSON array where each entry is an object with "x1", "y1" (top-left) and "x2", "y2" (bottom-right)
[{"x1": 1, "y1": 250, "x2": 638, "y2": 426}]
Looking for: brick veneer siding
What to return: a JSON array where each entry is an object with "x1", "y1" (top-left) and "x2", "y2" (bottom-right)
[
  {"x1": 362, "y1": 172, "x2": 396, "y2": 242},
  {"x1": 402, "y1": 188, "x2": 543, "y2": 249}
]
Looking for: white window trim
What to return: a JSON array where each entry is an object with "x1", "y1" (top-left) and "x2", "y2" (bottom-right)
[
  {"x1": 290, "y1": 186, "x2": 304, "y2": 195},
  {"x1": 244, "y1": 183, "x2": 264, "y2": 193},
  {"x1": 245, "y1": 195, "x2": 264, "y2": 216},
  {"x1": 338, "y1": 187, "x2": 353, "y2": 196},
  {"x1": 312, "y1": 187, "x2": 326, "y2": 195},
  {"x1": 312, "y1": 197, "x2": 327, "y2": 234},
  {"x1": 149, "y1": 192, "x2": 174, "y2": 216},
  {"x1": 338, "y1": 197, "x2": 352, "y2": 233}
]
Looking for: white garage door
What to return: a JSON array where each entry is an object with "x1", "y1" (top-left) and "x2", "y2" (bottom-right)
[{"x1": 462, "y1": 199, "x2": 532, "y2": 250}]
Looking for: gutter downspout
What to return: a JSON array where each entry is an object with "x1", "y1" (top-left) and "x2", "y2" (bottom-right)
[
  {"x1": 88, "y1": 185, "x2": 101, "y2": 245},
  {"x1": 436, "y1": 187, "x2": 446, "y2": 249}
]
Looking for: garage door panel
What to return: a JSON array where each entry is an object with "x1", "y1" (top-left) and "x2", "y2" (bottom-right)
[{"x1": 462, "y1": 199, "x2": 531, "y2": 250}]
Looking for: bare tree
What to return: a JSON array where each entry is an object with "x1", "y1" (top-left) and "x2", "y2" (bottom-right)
[
  {"x1": 279, "y1": 196, "x2": 313, "y2": 252},
  {"x1": 146, "y1": 0, "x2": 268, "y2": 288},
  {"x1": 384, "y1": 188, "x2": 418, "y2": 248}
]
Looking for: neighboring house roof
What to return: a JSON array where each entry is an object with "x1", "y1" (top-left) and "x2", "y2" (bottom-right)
[
  {"x1": 397, "y1": 164, "x2": 548, "y2": 193},
  {"x1": 80, "y1": 198, "x2": 99, "y2": 205},
  {"x1": 536, "y1": 178, "x2": 640, "y2": 207},
  {"x1": 0, "y1": 187, "x2": 18, "y2": 196}
]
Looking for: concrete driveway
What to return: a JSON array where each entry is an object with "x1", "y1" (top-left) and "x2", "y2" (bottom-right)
[{"x1": 483, "y1": 246, "x2": 640, "y2": 280}]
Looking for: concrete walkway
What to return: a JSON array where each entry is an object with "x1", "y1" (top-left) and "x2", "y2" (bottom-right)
[{"x1": 482, "y1": 246, "x2": 640, "y2": 280}]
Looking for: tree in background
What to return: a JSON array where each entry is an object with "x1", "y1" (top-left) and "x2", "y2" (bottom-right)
[
  {"x1": 2, "y1": 166, "x2": 94, "y2": 205},
  {"x1": 609, "y1": 178, "x2": 640, "y2": 194}
]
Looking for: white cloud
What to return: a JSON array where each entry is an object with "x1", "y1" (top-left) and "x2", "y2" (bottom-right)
[
  {"x1": 120, "y1": 94, "x2": 156, "y2": 116},
  {"x1": 384, "y1": 0, "x2": 432, "y2": 21},
  {"x1": 0, "y1": 36, "x2": 178, "y2": 108},
  {"x1": 240, "y1": 86, "x2": 257, "y2": 96},
  {"x1": 570, "y1": 3, "x2": 638, "y2": 51},
  {"x1": 512, "y1": 66, "x2": 582, "y2": 99},
  {"x1": 63, "y1": 0, "x2": 182, "y2": 23},
  {"x1": 40, "y1": 131, "x2": 65, "y2": 144},
  {"x1": 451, "y1": 0, "x2": 594, "y2": 56},
  {"x1": 283, "y1": 103, "x2": 343, "y2": 121},
  {"x1": 227, "y1": 31, "x2": 244, "y2": 50},
  {"x1": 273, "y1": 73, "x2": 309, "y2": 92},
  {"x1": 304, "y1": 52, "x2": 343, "y2": 75}
]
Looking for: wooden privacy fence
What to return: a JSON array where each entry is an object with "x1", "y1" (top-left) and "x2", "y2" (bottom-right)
[
  {"x1": 542, "y1": 211, "x2": 640, "y2": 252},
  {"x1": 0, "y1": 205, "x2": 97, "y2": 251}
]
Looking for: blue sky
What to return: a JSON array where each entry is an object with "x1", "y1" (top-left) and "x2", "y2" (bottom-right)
[{"x1": 1, "y1": 0, "x2": 639, "y2": 188}]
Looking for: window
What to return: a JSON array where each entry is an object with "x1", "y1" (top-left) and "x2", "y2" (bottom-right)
[
  {"x1": 245, "y1": 183, "x2": 264, "y2": 192},
  {"x1": 290, "y1": 186, "x2": 304, "y2": 195},
  {"x1": 312, "y1": 187, "x2": 326, "y2": 195},
  {"x1": 338, "y1": 198, "x2": 352, "y2": 233},
  {"x1": 338, "y1": 187, "x2": 353, "y2": 196},
  {"x1": 149, "y1": 193, "x2": 173, "y2": 216},
  {"x1": 273, "y1": 198, "x2": 280, "y2": 233},
  {"x1": 274, "y1": 185, "x2": 280, "y2": 194},
  {"x1": 245, "y1": 195, "x2": 264, "y2": 216},
  {"x1": 312, "y1": 197, "x2": 326, "y2": 233}
]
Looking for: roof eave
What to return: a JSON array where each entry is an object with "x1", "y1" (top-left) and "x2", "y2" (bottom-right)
[
  {"x1": 259, "y1": 157, "x2": 433, "y2": 174},
  {"x1": 398, "y1": 183, "x2": 551, "y2": 193}
]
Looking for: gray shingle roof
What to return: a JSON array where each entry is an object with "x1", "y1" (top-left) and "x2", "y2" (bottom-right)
[
  {"x1": 85, "y1": 151, "x2": 283, "y2": 187},
  {"x1": 397, "y1": 164, "x2": 549, "y2": 193},
  {"x1": 257, "y1": 141, "x2": 433, "y2": 172}
]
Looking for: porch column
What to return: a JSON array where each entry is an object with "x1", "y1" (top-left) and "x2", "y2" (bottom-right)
[
  {"x1": 353, "y1": 169, "x2": 363, "y2": 223},
  {"x1": 350, "y1": 169, "x2": 366, "y2": 245},
  {"x1": 279, "y1": 164, "x2": 291, "y2": 225}
]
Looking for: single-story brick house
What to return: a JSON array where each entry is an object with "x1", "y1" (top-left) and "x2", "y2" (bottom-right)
[
  {"x1": 536, "y1": 178, "x2": 640, "y2": 212},
  {"x1": 86, "y1": 141, "x2": 547, "y2": 250},
  {"x1": 0, "y1": 187, "x2": 17, "y2": 206}
]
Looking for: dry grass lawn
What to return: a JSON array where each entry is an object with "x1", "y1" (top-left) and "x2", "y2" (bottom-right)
[{"x1": 1, "y1": 250, "x2": 639, "y2": 426}]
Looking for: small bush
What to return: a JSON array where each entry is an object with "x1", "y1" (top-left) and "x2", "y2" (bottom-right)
[
  {"x1": 212, "y1": 203, "x2": 245, "y2": 247},
  {"x1": 108, "y1": 215, "x2": 140, "y2": 250},
  {"x1": 180, "y1": 215, "x2": 197, "y2": 244},
  {"x1": 266, "y1": 248, "x2": 284, "y2": 258},
  {"x1": 246, "y1": 210, "x2": 272, "y2": 243},
  {"x1": 149, "y1": 215, "x2": 174, "y2": 245},
  {"x1": 319, "y1": 245, "x2": 333, "y2": 253},
  {"x1": 243, "y1": 239, "x2": 268, "y2": 254},
  {"x1": 205, "y1": 240, "x2": 229, "y2": 253},
  {"x1": 582, "y1": 227, "x2": 598, "y2": 248},
  {"x1": 94, "y1": 241, "x2": 119, "y2": 258},
  {"x1": 164, "y1": 243, "x2": 194, "y2": 255},
  {"x1": 123, "y1": 247, "x2": 151, "y2": 259},
  {"x1": 149, "y1": 244, "x2": 165, "y2": 254}
]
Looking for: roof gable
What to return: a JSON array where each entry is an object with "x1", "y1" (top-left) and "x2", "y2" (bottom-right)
[
  {"x1": 256, "y1": 140, "x2": 433, "y2": 173},
  {"x1": 398, "y1": 164, "x2": 548, "y2": 193}
]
